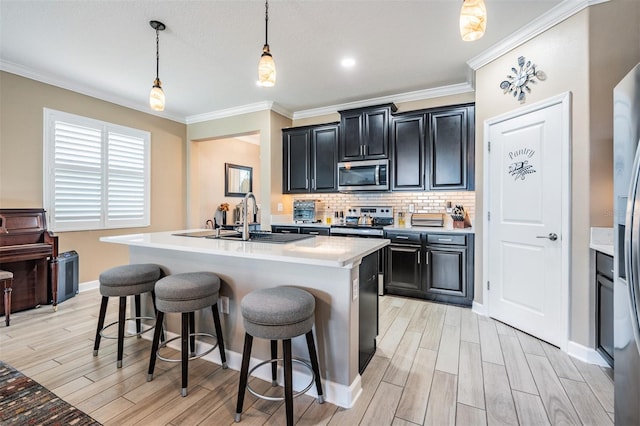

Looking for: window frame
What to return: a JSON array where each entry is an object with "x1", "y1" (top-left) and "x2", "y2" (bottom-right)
[{"x1": 43, "y1": 108, "x2": 151, "y2": 232}]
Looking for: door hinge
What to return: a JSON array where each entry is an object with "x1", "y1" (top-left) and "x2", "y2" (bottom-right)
[
  {"x1": 487, "y1": 211, "x2": 490, "y2": 221},
  {"x1": 487, "y1": 280, "x2": 490, "y2": 290},
  {"x1": 488, "y1": 141, "x2": 491, "y2": 152}
]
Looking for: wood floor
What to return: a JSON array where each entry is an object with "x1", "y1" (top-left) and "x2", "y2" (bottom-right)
[{"x1": 0, "y1": 290, "x2": 614, "y2": 425}]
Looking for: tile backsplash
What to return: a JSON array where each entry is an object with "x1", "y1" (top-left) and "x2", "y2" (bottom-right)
[{"x1": 290, "y1": 191, "x2": 476, "y2": 225}]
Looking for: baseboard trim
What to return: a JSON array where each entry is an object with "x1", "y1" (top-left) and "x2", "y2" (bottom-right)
[
  {"x1": 79, "y1": 280, "x2": 99, "y2": 292},
  {"x1": 472, "y1": 301, "x2": 487, "y2": 316},
  {"x1": 566, "y1": 340, "x2": 609, "y2": 367}
]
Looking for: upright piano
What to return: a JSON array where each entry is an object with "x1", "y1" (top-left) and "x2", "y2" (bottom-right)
[{"x1": 0, "y1": 209, "x2": 59, "y2": 321}]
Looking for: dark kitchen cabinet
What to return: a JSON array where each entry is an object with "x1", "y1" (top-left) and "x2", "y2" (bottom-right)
[
  {"x1": 300, "y1": 227, "x2": 330, "y2": 236},
  {"x1": 385, "y1": 231, "x2": 424, "y2": 297},
  {"x1": 339, "y1": 104, "x2": 397, "y2": 161},
  {"x1": 359, "y1": 251, "x2": 378, "y2": 373},
  {"x1": 271, "y1": 225, "x2": 330, "y2": 236},
  {"x1": 596, "y1": 251, "x2": 614, "y2": 367},
  {"x1": 424, "y1": 234, "x2": 474, "y2": 306},
  {"x1": 427, "y1": 105, "x2": 475, "y2": 190},
  {"x1": 385, "y1": 231, "x2": 474, "y2": 306},
  {"x1": 271, "y1": 225, "x2": 300, "y2": 234},
  {"x1": 282, "y1": 123, "x2": 339, "y2": 194},
  {"x1": 391, "y1": 113, "x2": 425, "y2": 191}
]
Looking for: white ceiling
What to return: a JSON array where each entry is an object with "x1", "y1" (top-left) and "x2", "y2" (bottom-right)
[{"x1": 1, "y1": 0, "x2": 567, "y2": 122}]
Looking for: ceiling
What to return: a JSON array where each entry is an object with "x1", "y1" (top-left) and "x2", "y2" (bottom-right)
[{"x1": 1, "y1": 0, "x2": 566, "y2": 122}]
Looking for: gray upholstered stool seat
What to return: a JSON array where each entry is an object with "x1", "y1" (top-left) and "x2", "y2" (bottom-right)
[
  {"x1": 147, "y1": 272, "x2": 227, "y2": 397},
  {"x1": 93, "y1": 263, "x2": 163, "y2": 368},
  {"x1": 155, "y1": 272, "x2": 220, "y2": 313},
  {"x1": 241, "y1": 286, "x2": 315, "y2": 340},
  {"x1": 235, "y1": 287, "x2": 324, "y2": 426}
]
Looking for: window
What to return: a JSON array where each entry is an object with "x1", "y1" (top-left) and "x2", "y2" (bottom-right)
[{"x1": 44, "y1": 108, "x2": 150, "y2": 232}]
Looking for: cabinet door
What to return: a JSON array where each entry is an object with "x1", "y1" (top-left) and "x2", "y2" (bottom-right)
[
  {"x1": 424, "y1": 246, "x2": 467, "y2": 299},
  {"x1": 340, "y1": 111, "x2": 363, "y2": 161},
  {"x1": 282, "y1": 129, "x2": 310, "y2": 193},
  {"x1": 597, "y1": 273, "x2": 614, "y2": 365},
  {"x1": 363, "y1": 108, "x2": 390, "y2": 159},
  {"x1": 311, "y1": 125, "x2": 339, "y2": 192},
  {"x1": 386, "y1": 245, "x2": 422, "y2": 294},
  {"x1": 391, "y1": 114, "x2": 424, "y2": 190},
  {"x1": 427, "y1": 107, "x2": 471, "y2": 190}
]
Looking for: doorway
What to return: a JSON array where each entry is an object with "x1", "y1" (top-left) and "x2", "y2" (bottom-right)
[{"x1": 483, "y1": 92, "x2": 571, "y2": 349}]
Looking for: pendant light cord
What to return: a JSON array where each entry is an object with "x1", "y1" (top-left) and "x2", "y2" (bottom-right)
[
  {"x1": 155, "y1": 28, "x2": 160, "y2": 80},
  {"x1": 264, "y1": 0, "x2": 269, "y2": 46}
]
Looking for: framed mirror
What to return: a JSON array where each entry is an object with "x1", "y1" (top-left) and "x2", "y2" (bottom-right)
[{"x1": 225, "y1": 163, "x2": 253, "y2": 197}]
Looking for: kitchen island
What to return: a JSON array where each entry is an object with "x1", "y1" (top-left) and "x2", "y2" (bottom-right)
[{"x1": 100, "y1": 230, "x2": 389, "y2": 408}]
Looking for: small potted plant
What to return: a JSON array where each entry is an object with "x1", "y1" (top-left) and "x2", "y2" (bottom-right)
[{"x1": 218, "y1": 203, "x2": 229, "y2": 225}]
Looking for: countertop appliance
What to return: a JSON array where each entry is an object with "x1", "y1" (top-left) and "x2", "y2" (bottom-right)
[
  {"x1": 293, "y1": 199, "x2": 324, "y2": 223},
  {"x1": 337, "y1": 159, "x2": 389, "y2": 192},
  {"x1": 614, "y1": 62, "x2": 640, "y2": 425}
]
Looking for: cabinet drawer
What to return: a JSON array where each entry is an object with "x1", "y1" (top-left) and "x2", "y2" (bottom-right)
[
  {"x1": 385, "y1": 232, "x2": 421, "y2": 244},
  {"x1": 300, "y1": 227, "x2": 330, "y2": 236},
  {"x1": 426, "y1": 234, "x2": 466, "y2": 246},
  {"x1": 596, "y1": 252, "x2": 613, "y2": 280}
]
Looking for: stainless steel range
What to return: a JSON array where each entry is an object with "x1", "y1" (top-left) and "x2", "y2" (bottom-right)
[{"x1": 329, "y1": 206, "x2": 394, "y2": 238}]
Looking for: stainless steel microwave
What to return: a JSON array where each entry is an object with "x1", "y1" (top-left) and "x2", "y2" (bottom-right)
[{"x1": 337, "y1": 159, "x2": 389, "y2": 192}]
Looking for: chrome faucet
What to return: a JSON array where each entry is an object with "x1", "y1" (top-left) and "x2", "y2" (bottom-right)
[{"x1": 241, "y1": 192, "x2": 257, "y2": 241}]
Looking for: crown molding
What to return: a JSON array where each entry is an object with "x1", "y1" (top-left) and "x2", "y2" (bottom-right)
[
  {"x1": 185, "y1": 101, "x2": 292, "y2": 124},
  {"x1": 467, "y1": 0, "x2": 610, "y2": 70},
  {"x1": 0, "y1": 59, "x2": 185, "y2": 124},
  {"x1": 292, "y1": 82, "x2": 475, "y2": 120}
]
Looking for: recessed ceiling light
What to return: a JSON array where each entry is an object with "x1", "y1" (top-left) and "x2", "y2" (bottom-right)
[{"x1": 341, "y1": 57, "x2": 356, "y2": 68}]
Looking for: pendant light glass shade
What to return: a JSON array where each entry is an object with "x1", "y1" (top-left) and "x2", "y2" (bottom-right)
[
  {"x1": 149, "y1": 20, "x2": 166, "y2": 111},
  {"x1": 460, "y1": 0, "x2": 487, "y2": 42},
  {"x1": 258, "y1": 1, "x2": 275, "y2": 87},
  {"x1": 149, "y1": 79, "x2": 165, "y2": 111},
  {"x1": 258, "y1": 45, "x2": 276, "y2": 87}
]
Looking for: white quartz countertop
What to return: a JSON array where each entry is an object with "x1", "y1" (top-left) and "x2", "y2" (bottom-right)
[
  {"x1": 590, "y1": 227, "x2": 613, "y2": 257},
  {"x1": 101, "y1": 230, "x2": 389, "y2": 268}
]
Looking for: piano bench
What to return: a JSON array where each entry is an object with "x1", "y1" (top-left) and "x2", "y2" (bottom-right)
[{"x1": 0, "y1": 270, "x2": 14, "y2": 327}]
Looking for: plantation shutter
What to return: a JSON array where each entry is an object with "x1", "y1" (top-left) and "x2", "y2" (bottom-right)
[{"x1": 44, "y1": 109, "x2": 150, "y2": 232}]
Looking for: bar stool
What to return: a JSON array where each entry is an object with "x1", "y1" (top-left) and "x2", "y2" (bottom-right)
[
  {"x1": 147, "y1": 271, "x2": 227, "y2": 397},
  {"x1": 235, "y1": 286, "x2": 324, "y2": 426},
  {"x1": 93, "y1": 263, "x2": 162, "y2": 367},
  {"x1": 1, "y1": 270, "x2": 14, "y2": 326}
]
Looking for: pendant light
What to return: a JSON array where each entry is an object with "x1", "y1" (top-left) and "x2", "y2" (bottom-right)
[
  {"x1": 149, "y1": 20, "x2": 166, "y2": 111},
  {"x1": 459, "y1": 0, "x2": 487, "y2": 42},
  {"x1": 258, "y1": 0, "x2": 276, "y2": 87}
]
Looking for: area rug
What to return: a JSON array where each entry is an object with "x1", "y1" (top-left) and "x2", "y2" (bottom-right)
[{"x1": 0, "y1": 361, "x2": 101, "y2": 425}]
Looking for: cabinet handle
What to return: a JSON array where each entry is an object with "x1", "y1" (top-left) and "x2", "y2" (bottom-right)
[
  {"x1": 360, "y1": 145, "x2": 364, "y2": 156},
  {"x1": 308, "y1": 231, "x2": 319, "y2": 235},
  {"x1": 437, "y1": 238, "x2": 452, "y2": 242},
  {"x1": 425, "y1": 251, "x2": 429, "y2": 264},
  {"x1": 396, "y1": 236, "x2": 409, "y2": 239},
  {"x1": 311, "y1": 178, "x2": 315, "y2": 190},
  {"x1": 281, "y1": 230, "x2": 292, "y2": 234},
  {"x1": 306, "y1": 178, "x2": 309, "y2": 189},
  {"x1": 418, "y1": 254, "x2": 420, "y2": 264}
]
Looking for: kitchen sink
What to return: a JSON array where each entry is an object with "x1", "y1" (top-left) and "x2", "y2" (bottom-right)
[{"x1": 209, "y1": 231, "x2": 315, "y2": 244}]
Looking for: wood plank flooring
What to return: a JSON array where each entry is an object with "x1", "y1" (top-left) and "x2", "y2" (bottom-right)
[{"x1": 0, "y1": 290, "x2": 614, "y2": 425}]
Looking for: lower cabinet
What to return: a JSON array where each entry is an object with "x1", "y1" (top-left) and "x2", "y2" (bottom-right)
[
  {"x1": 596, "y1": 251, "x2": 614, "y2": 367},
  {"x1": 385, "y1": 231, "x2": 474, "y2": 306},
  {"x1": 359, "y1": 251, "x2": 379, "y2": 373}
]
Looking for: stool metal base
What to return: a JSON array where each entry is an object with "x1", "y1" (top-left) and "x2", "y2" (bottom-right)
[
  {"x1": 98, "y1": 316, "x2": 156, "y2": 341},
  {"x1": 156, "y1": 332, "x2": 219, "y2": 363},
  {"x1": 246, "y1": 358, "x2": 315, "y2": 402}
]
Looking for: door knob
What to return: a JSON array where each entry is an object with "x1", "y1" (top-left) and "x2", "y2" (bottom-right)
[{"x1": 536, "y1": 233, "x2": 558, "y2": 241}]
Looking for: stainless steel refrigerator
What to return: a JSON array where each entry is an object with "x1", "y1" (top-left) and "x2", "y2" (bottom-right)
[{"x1": 614, "y1": 62, "x2": 640, "y2": 425}]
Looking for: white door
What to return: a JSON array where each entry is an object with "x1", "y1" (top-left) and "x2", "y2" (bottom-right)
[{"x1": 486, "y1": 94, "x2": 570, "y2": 348}]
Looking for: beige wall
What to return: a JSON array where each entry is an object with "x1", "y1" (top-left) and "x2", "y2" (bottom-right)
[
  {"x1": 475, "y1": 1, "x2": 640, "y2": 347},
  {"x1": 194, "y1": 138, "x2": 261, "y2": 227},
  {"x1": 187, "y1": 110, "x2": 292, "y2": 228},
  {"x1": 0, "y1": 72, "x2": 187, "y2": 283}
]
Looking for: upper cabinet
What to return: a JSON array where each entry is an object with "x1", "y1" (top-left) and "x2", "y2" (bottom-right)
[
  {"x1": 282, "y1": 123, "x2": 339, "y2": 194},
  {"x1": 339, "y1": 103, "x2": 397, "y2": 161},
  {"x1": 427, "y1": 105, "x2": 475, "y2": 190},
  {"x1": 391, "y1": 103, "x2": 475, "y2": 191}
]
